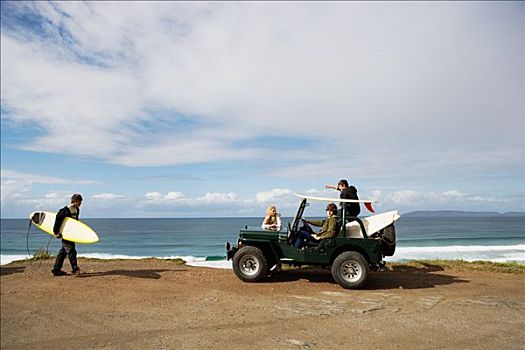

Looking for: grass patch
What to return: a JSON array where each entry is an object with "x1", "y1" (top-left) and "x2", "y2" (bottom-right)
[
  {"x1": 30, "y1": 248, "x2": 54, "y2": 261},
  {"x1": 75, "y1": 257, "x2": 187, "y2": 266},
  {"x1": 5, "y1": 256, "x2": 187, "y2": 266},
  {"x1": 5, "y1": 249, "x2": 55, "y2": 264},
  {"x1": 162, "y1": 258, "x2": 186, "y2": 265},
  {"x1": 389, "y1": 259, "x2": 525, "y2": 274}
]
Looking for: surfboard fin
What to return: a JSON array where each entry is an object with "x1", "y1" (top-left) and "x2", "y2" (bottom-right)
[
  {"x1": 364, "y1": 202, "x2": 375, "y2": 213},
  {"x1": 31, "y1": 212, "x2": 46, "y2": 225}
]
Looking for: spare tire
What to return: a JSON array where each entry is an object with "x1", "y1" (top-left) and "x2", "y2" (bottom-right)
[{"x1": 380, "y1": 224, "x2": 396, "y2": 256}]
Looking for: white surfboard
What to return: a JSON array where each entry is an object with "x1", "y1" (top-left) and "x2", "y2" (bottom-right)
[
  {"x1": 29, "y1": 211, "x2": 99, "y2": 244},
  {"x1": 294, "y1": 194, "x2": 376, "y2": 203},
  {"x1": 294, "y1": 194, "x2": 377, "y2": 212},
  {"x1": 345, "y1": 210, "x2": 401, "y2": 238}
]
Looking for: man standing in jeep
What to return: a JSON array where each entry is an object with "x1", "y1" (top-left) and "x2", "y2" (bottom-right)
[{"x1": 326, "y1": 179, "x2": 360, "y2": 218}]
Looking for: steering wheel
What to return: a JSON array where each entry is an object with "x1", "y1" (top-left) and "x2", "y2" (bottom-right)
[{"x1": 300, "y1": 219, "x2": 315, "y2": 235}]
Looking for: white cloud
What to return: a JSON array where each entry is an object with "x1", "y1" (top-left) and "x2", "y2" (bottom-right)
[
  {"x1": 1, "y1": 2, "x2": 522, "y2": 171},
  {"x1": 1, "y1": 3, "x2": 523, "y2": 217},
  {"x1": 3, "y1": 190, "x2": 72, "y2": 214},
  {"x1": 1, "y1": 184, "x2": 520, "y2": 218},
  {"x1": 143, "y1": 191, "x2": 241, "y2": 205},
  {"x1": 1, "y1": 178, "x2": 31, "y2": 202},
  {"x1": 1, "y1": 170, "x2": 96, "y2": 185},
  {"x1": 112, "y1": 135, "x2": 262, "y2": 167},
  {"x1": 0, "y1": 169, "x2": 96, "y2": 204},
  {"x1": 255, "y1": 188, "x2": 295, "y2": 203},
  {"x1": 136, "y1": 188, "x2": 517, "y2": 216},
  {"x1": 144, "y1": 192, "x2": 163, "y2": 201},
  {"x1": 379, "y1": 189, "x2": 511, "y2": 212},
  {"x1": 164, "y1": 192, "x2": 186, "y2": 201},
  {"x1": 92, "y1": 193, "x2": 126, "y2": 200},
  {"x1": 144, "y1": 191, "x2": 187, "y2": 204},
  {"x1": 44, "y1": 192, "x2": 62, "y2": 199},
  {"x1": 196, "y1": 192, "x2": 240, "y2": 204}
]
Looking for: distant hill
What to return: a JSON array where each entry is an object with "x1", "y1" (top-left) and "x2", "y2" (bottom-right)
[
  {"x1": 502, "y1": 212, "x2": 525, "y2": 217},
  {"x1": 404, "y1": 210, "x2": 525, "y2": 217}
]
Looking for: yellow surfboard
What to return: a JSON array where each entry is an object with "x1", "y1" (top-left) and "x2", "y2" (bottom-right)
[{"x1": 29, "y1": 211, "x2": 99, "y2": 244}]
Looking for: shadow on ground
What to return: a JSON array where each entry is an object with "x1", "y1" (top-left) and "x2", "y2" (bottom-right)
[
  {"x1": 76, "y1": 269, "x2": 187, "y2": 280},
  {"x1": 269, "y1": 263, "x2": 469, "y2": 290},
  {"x1": 0, "y1": 266, "x2": 26, "y2": 276},
  {"x1": 365, "y1": 264, "x2": 469, "y2": 289}
]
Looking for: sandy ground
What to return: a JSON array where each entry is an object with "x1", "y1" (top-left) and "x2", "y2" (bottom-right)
[{"x1": 1, "y1": 258, "x2": 524, "y2": 350}]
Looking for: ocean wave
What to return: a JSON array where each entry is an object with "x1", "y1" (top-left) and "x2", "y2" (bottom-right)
[
  {"x1": 0, "y1": 253, "x2": 233, "y2": 269},
  {"x1": 1, "y1": 255, "x2": 29, "y2": 266},
  {"x1": 1, "y1": 244, "x2": 524, "y2": 267},
  {"x1": 390, "y1": 244, "x2": 525, "y2": 263},
  {"x1": 396, "y1": 244, "x2": 525, "y2": 253}
]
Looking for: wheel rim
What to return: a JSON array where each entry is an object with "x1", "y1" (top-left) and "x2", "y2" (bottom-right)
[
  {"x1": 341, "y1": 260, "x2": 362, "y2": 283},
  {"x1": 239, "y1": 255, "x2": 260, "y2": 276}
]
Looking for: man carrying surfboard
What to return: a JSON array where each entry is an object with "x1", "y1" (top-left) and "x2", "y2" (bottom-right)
[{"x1": 51, "y1": 194, "x2": 83, "y2": 276}]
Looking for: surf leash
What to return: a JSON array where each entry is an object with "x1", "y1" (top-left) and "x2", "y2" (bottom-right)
[
  {"x1": 45, "y1": 235, "x2": 53, "y2": 254},
  {"x1": 25, "y1": 220, "x2": 53, "y2": 265},
  {"x1": 26, "y1": 219, "x2": 32, "y2": 259}
]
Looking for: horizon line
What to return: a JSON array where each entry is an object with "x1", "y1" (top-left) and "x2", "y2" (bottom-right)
[{"x1": 1, "y1": 209, "x2": 524, "y2": 220}]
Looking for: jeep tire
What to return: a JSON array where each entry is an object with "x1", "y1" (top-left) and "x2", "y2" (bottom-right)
[
  {"x1": 331, "y1": 251, "x2": 369, "y2": 289},
  {"x1": 232, "y1": 246, "x2": 269, "y2": 282}
]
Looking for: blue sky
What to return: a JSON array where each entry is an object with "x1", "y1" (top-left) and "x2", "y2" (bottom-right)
[{"x1": 1, "y1": 1, "x2": 523, "y2": 218}]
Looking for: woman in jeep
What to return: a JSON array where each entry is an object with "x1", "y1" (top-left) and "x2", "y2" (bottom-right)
[{"x1": 261, "y1": 205, "x2": 281, "y2": 231}]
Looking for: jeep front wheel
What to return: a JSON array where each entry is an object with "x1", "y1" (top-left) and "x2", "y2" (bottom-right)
[
  {"x1": 232, "y1": 246, "x2": 269, "y2": 282},
  {"x1": 331, "y1": 251, "x2": 369, "y2": 289}
]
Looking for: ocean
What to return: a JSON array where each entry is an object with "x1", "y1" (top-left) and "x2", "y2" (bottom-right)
[{"x1": 1, "y1": 215, "x2": 524, "y2": 268}]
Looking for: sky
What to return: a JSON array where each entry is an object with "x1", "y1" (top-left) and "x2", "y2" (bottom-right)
[{"x1": 1, "y1": 1, "x2": 523, "y2": 218}]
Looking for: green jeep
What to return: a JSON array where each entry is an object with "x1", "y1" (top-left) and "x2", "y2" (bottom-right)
[{"x1": 226, "y1": 197, "x2": 398, "y2": 289}]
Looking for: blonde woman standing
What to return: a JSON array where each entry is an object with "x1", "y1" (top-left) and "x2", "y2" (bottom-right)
[{"x1": 261, "y1": 205, "x2": 281, "y2": 231}]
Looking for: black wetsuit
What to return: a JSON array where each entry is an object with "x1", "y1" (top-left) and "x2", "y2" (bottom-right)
[
  {"x1": 341, "y1": 186, "x2": 360, "y2": 218},
  {"x1": 52, "y1": 206, "x2": 79, "y2": 273}
]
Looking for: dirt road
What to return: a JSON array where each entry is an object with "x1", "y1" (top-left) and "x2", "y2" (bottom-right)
[{"x1": 1, "y1": 259, "x2": 524, "y2": 349}]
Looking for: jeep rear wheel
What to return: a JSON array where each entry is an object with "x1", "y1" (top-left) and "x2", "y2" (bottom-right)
[
  {"x1": 232, "y1": 246, "x2": 269, "y2": 282},
  {"x1": 331, "y1": 251, "x2": 369, "y2": 289}
]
